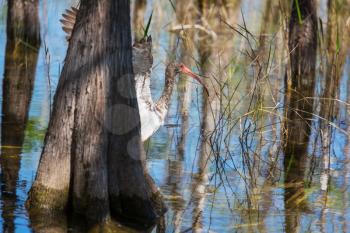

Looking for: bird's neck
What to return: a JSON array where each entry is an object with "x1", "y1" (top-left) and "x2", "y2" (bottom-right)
[{"x1": 155, "y1": 65, "x2": 176, "y2": 114}]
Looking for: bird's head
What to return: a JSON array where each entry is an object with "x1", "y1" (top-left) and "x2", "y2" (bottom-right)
[{"x1": 173, "y1": 63, "x2": 209, "y2": 95}]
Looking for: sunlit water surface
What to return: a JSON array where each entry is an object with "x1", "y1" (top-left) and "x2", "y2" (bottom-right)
[{"x1": 0, "y1": 0, "x2": 349, "y2": 232}]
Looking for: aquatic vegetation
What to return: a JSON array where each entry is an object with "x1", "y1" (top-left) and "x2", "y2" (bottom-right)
[{"x1": 0, "y1": 0, "x2": 349, "y2": 232}]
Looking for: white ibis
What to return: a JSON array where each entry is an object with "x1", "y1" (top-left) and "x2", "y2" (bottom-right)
[
  {"x1": 136, "y1": 61, "x2": 205, "y2": 141},
  {"x1": 61, "y1": 7, "x2": 206, "y2": 141}
]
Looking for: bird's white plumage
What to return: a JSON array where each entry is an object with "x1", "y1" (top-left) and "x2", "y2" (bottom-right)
[{"x1": 135, "y1": 72, "x2": 167, "y2": 141}]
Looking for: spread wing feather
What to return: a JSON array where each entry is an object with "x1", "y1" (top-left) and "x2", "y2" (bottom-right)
[{"x1": 60, "y1": 7, "x2": 78, "y2": 41}]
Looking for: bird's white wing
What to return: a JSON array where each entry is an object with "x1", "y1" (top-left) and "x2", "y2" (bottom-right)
[
  {"x1": 134, "y1": 71, "x2": 153, "y2": 107},
  {"x1": 135, "y1": 71, "x2": 165, "y2": 141}
]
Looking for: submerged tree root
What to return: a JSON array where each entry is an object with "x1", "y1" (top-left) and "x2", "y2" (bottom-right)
[
  {"x1": 26, "y1": 184, "x2": 69, "y2": 211},
  {"x1": 26, "y1": 181, "x2": 166, "y2": 228},
  {"x1": 111, "y1": 191, "x2": 166, "y2": 229}
]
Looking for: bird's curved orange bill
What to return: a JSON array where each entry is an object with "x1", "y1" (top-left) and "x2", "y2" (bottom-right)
[{"x1": 180, "y1": 65, "x2": 210, "y2": 95}]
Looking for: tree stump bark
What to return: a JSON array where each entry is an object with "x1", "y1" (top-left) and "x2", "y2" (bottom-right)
[{"x1": 27, "y1": 0, "x2": 164, "y2": 227}]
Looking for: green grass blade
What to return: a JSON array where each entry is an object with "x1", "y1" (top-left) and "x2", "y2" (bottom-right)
[
  {"x1": 336, "y1": 25, "x2": 340, "y2": 54},
  {"x1": 294, "y1": 0, "x2": 303, "y2": 24},
  {"x1": 143, "y1": 10, "x2": 153, "y2": 39}
]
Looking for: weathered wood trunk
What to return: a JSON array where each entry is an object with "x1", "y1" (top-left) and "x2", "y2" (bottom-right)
[
  {"x1": 27, "y1": 0, "x2": 164, "y2": 226},
  {"x1": 285, "y1": 0, "x2": 318, "y2": 182},
  {"x1": 1, "y1": 0, "x2": 40, "y2": 232},
  {"x1": 284, "y1": 0, "x2": 317, "y2": 153},
  {"x1": 287, "y1": 0, "x2": 317, "y2": 89},
  {"x1": 283, "y1": 0, "x2": 317, "y2": 232}
]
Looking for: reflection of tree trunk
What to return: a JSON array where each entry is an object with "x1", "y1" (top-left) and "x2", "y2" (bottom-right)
[
  {"x1": 29, "y1": 213, "x2": 67, "y2": 233},
  {"x1": 283, "y1": 1, "x2": 317, "y2": 232},
  {"x1": 258, "y1": 0, "x2": 280, "y2": 53},
  {"x1": 191, "y1": 171, "x2": 207, "y2": 233},
  {"x1": 191, "y1": 1, "x2": 242, "y2": 231},
  {"x1": 175, "y1": 0, "x2": 196, "y2": 159},
  {"x1": 164, "y1": 160, "x2": 185, "y2": 233},
  {"x1": 191, "y1": 69, "x2": 211, "y2": 233},
  {"x1": 254, "y1": 1, "x2": 282, "y2": 221},
  {"x1": 26, "y1": 0, "x2": 164, "y2": 227},
  {"x1": 318, "y1": 0, "x2": 350, "y2": 193},
  {"x1": 161, "y1": 3, "x2": 197, "y2": 227},
  {"x1": 1, "y1": 0, "x2": 40, "y2": 232},
  {"x1": 6, "y1": 0, "x2": 41, "y2": 44},
  {"x1": 133, "y1": 0, "x2": 147, "y2": 41},
  {"x1": 319, "y1": 2, "x2": 349, "y2": 231},
  {"x1": 191, "y1": 27, "x2": 215, "y2": 233},
  {"x1": 176, "y1": 52, "x2": 193, "y2": 160},
  {"x1": 176, "y1": 74, "x2": 191, "y2": 159}
]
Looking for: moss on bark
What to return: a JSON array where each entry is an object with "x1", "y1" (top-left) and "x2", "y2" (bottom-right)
[{"x1": 26, "y1": 184, "x2": 69, "y2": 211}]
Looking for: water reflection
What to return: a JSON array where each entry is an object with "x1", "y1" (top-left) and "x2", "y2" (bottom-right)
[
  {"x1": 318, "y1": 0, "x2": 350, "y2": 193},
  {"x1": 0, "y1": 0, "x2": 349, "y2": 232},
  {"x1": 1, "y1": 0, "x2": 40, "y2": 232},
  {"x1": 283, "y1": 0, "x2": 317, "y2": 232},
  {"x1": 174, "y1": 0, "x2": 196, "y2": 160},
  {"x1": 29, "y1": 212, "x2": 142, "y2": 233}
]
